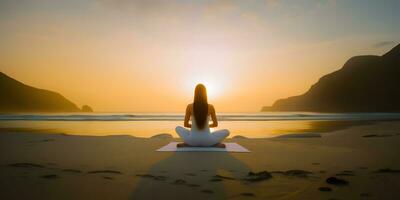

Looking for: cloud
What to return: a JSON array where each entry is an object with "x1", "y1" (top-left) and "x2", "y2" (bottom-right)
[{"x1": 373, "y1": 41, "x2": 396, "y2": 48}]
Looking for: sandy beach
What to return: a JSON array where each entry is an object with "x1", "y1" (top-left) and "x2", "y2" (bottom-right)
[
  {"x1": 1, "y1": 121, "x2": 400, "y2": 200},
  {"x1": 2, "y1": 1, "x2": 400, "y2": 199}
]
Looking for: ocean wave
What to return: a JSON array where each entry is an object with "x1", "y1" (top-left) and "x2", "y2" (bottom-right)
[{"x1": 1, "y1": 112, "x2": 400, "y2": 121}]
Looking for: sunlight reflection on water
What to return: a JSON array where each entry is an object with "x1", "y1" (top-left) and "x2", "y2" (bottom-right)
[{"x1": 0, "y1": 112, "x2": 398, "y2": 138}]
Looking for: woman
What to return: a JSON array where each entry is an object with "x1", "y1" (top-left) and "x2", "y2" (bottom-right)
[{"x1": 175, "y1": 84, "x2": 230, "y2": 148}]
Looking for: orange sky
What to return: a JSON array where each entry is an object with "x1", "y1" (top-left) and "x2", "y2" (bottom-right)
[{"x1": 1, "y1": 0, "x2": 399, "y2": 112}]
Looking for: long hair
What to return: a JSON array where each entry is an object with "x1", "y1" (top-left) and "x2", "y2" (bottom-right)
[{"x1": 193, "y1": 84, "x2": 208, "y2": 129}]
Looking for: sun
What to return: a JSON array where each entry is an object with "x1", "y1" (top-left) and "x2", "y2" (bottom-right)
[
  {"x1": 198, "y1": 80, "x2": 219, "y2": 98},
  {"x1": 186, "y1": 77, "x2": 224, "y2": 100},
  {"x1": 181, "y1": 43, "x2": 234, "y2": 100}
]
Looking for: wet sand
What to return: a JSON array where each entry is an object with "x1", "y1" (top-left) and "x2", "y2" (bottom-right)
[{"x1": 1, "y1": 121, "x2": 400, "y2": 199}]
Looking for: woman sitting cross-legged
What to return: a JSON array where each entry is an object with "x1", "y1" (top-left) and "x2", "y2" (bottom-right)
[{"x1": 175, "y1": 84, "x2": 230, "y2": 148}]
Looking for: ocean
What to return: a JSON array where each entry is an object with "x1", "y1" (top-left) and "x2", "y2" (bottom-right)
[{"x1": 1, "y1": 112, "x2": 400, "y2": 138}]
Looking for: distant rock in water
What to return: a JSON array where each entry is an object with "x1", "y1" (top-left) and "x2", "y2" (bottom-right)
[
  {"x1": 262, "y1": 43, "x2": 400, "y2": 112},
  {"x1": 150, "y1": 133, "x2": 173, "y2": 139},
  {"x1": 81, "y1": 105, "x2": 93, "y2": 112},
  {"x1": 245, "y1": 171, "x2": 272, "y2": 182},
  {"x1": 0, "y1": 72, "x2": 81, "y2": 113}
]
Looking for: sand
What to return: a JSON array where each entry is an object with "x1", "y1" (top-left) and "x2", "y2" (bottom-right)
[{"x1": 1, "y1": 121, "x2": 400, "y2": 199}]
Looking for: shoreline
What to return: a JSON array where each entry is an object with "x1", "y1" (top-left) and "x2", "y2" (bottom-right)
[{"x1": 0, "y1": 119, "x2": 396, "y2": 139}]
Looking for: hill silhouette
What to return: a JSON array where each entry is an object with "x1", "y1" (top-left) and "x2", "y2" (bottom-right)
[
  {"x1": 0, "y1": 72, "x2": 82, "y2": 113},
  {"x1": 263, "y1": 43, "x2": 400, "y2": 112}
]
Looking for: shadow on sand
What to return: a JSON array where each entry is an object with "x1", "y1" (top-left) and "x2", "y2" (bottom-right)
[{"x1": 131, "y1": 151, "x2": 251, "y2": 199}]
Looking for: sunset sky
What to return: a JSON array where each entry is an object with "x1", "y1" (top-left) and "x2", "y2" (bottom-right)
[{"x1": 1, "y1": 0, "x2": 399, "y2": 112}]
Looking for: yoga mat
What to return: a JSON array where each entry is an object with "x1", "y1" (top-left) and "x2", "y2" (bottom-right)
[{"x1": 156, "y1": 142, "x2": 250, "y2": 152}]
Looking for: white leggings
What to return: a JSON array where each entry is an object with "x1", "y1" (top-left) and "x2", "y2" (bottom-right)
[{"x1": 175, "y1": 126, "x2": 230, "y2": 147}]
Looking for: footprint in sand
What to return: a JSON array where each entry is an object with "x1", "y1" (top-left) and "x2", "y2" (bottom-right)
[
  {"x1": 214, "y1": 174, "x2": 235, "y2": 180},
  {"x1": 153, "y1": 175, "x2": 168, "y2": 181},
  {"x1": 363, "y1": 134, "x2": 393, "y2": 138},
  {"x1": 245, "y1": 171, "x2": 272, "y2": 182},
  {"x1": 136, "y1": 174, "x2": 168, "y2": 181},
  {"x1": 241, "y1": 192, "x2": 255, "y2": 197},
  {"x1": 62, "y1": 169, "x2": 82, "y2": 173},
  {"x1": 87, "y1": 170, "x2": 122, "y2": 174},
  {"x1": 201, "y1": 189, "x2": 214, "y2": 194},
  {"x1": 374, "y1": 168, "x2": 400, "y2": 173},
  {"x1": 326, "y1": 177, "x2": 349, "y2": 185},
  {"x1": 166, "y1": 178, "x2": 200, "y2": 188},
  {"x1": 40, "y1": 174, "x2": 59, "y2": 179},
  {"x1": 173, "y1": 179, "x2": 187, "y2": 185},
  {"x1": 103, "y1": 176, "x2": 114, "y2": 180},
  {"x1": 8, "y1": 163, "x2": 45, "y2": 168},
  {"x1": 271, "y1": 170, "x2": 313, "y2": 178}
]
